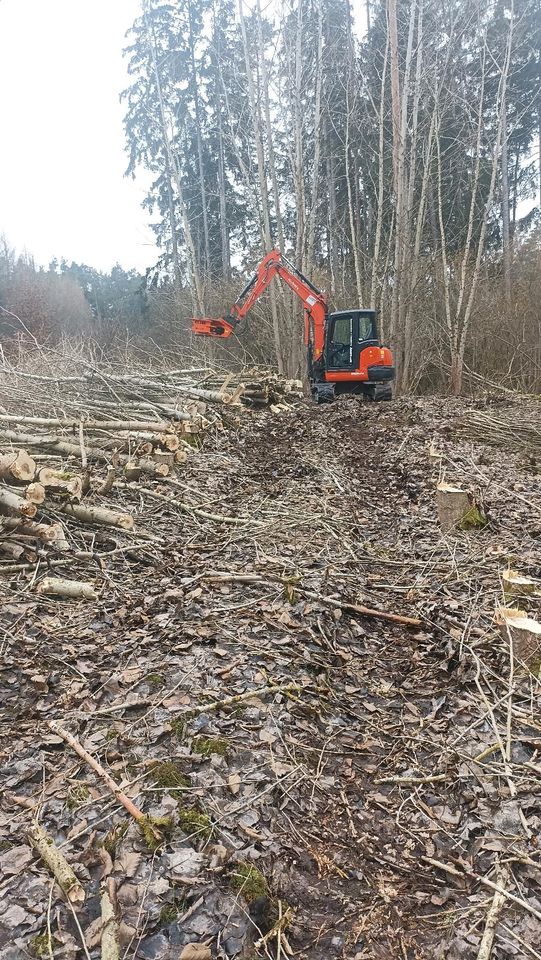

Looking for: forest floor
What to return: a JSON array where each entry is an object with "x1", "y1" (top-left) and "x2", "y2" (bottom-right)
[{"x1": 1, "y1": 392, "x2": 541, "y2": 959}]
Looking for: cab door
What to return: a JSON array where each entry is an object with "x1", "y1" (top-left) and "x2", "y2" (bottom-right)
[{"x1": 326, "y1": 313, "x2": 355, "y2": 370}]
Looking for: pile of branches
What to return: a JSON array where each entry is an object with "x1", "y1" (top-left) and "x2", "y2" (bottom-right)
[
  {"x1": 0, "y1": 361, "x2": 301, "y2": 589},
  {"x1": 457, "y1": 405, "x2": 541, "y2": 455}
]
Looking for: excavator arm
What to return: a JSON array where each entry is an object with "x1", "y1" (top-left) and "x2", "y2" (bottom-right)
[{"x1": 191, "y1": 249, "x2": 328, "y2": 361}]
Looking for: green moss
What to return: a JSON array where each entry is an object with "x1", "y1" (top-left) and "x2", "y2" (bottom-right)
[
  {"x1": 177, "y1": 805, "x2": 213, "y2": 841},
  {"x1": 183, "y1": 434, "x2": 203, "y2": 449},
  {"x1": 151, "y1": 761, "x2": 190, "y2": 799},
  {"x1": 458, "y1": 506, "x2": 487, "y2": 530},
  {"x1": 192, "y1": 736, "x2": 228, "y2": 758},
  {"x1": 147, "y1": 673, "x2": 165, "y2": 687},
  {"x1": 170, "y1": 717, "x2": 187, "y2": 741},
  {"x1": 29, "y1": 933, "x2": 51, "y2": 957},
  {"x1": 139, "y1": 814, "x2": 175, "y2": 852},
  {"x1": 66, "y1": 783, "x2": 89, "y2": 809},
  {"x1": 102, "y1": 821, "x2": 129, "y2": 858},
  {"x1": 159, "y1": 896, "x2": 186, "y2": 924},
  {"x1": 229, "y1": 862, "x2": 268, "y2": 903}
]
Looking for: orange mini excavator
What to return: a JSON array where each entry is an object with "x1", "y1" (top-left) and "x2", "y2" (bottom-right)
[{"x1": 191, "y1": 249, "x2": 394, "y2": 402}]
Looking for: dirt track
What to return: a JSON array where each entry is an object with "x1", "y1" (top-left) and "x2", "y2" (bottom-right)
[{"x1": 2, "y1": 396, "x2": 541, "y2": 959}]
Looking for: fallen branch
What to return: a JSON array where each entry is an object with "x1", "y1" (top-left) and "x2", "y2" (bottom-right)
[
  {"x1": 36, "y1": 577, "x2": 97, "y2": 600},
  {"x1": 100, "y1": 879, "x2": 120, "y2": 960},
  {"x1": 48, "y1": 721, "x2": 145, "y2": 822},
  {"x1": 477, "y1": 862, "x2": 509, "y2": 960},
  {"x1": 116, "y1": 481, "x2": 263, "y2": 527},
  {"x1": 422, "y1": 856, "x2": 541, "y2": 924},
  {"x1": 375, "y1": 772, "x2": 448, "y2": 785},
  {"x1": 202, "y1": 572, "x2": 422, "y2": 626},
  {"x1": 29, "y1": 822, "x2": 85, "y2": 905},
  {"x1": 174, "y1": 683, "x2": 302, "y2": 718}
]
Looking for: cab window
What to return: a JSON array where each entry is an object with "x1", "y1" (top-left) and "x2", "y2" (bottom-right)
[
  {"x1": 328, "y1": 315, "x2": 353, "y2": 367},
  {"x1": 358, "y1": 312, "x2": 375, "y2": 342}
]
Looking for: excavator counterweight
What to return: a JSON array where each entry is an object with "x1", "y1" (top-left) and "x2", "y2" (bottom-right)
[{"x1": 191, "y1": 249, "x2": 394, "y2": 401}]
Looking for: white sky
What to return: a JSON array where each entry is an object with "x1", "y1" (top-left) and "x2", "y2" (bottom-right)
[{"x1": 0, "y1": 0, "x2": 159, "y2": 273}]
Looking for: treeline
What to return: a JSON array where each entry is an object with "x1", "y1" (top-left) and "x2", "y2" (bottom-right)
[
  {"x1": 122, "y1": 0, "x2": 540, "y2": 393},
  {"x1": 0, "y1": 238, "x2": 149, "y2": 348}
]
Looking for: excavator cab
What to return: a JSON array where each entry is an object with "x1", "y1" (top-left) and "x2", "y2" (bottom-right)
[
  {"x1": 325, "y1": 310, "x2": 378, "y2": 370},
  {"x1": 316, "y1": 309, "x2": 394, "y2": 402}
]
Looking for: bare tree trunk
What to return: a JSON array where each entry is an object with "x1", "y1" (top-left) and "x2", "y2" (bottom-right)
[
  {"x1": 292, "y1": 0, "x2": 306, "y2": 271},
  {"x1": 501, "y1": 92, "x2": 512, "y2": 306},
  {"x1": 370, "y1": 36, "x2": 389, "y2": 312},
  {"x1": 165, "y1": 167, "x2": 182, "y2": 288},
  {"x1": 187, "y1": 0, "x2": 211, "y2": 278},
  {"x1": 217, "y1": 112, "x2": 230, "y2": 282},
  {"x1": 238, "y1": 0, "x2": 284, "y2": 372},
  {"x1": 306, "y1": 0, "x2": 323, "y2": 274}
]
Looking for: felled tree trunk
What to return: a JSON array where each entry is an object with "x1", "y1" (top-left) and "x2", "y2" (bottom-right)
[
  {"x1": 436, "y1": 482, "x2": 486, "y2": 532},
  {"x1": 55, "y1": 502, "x2": 134, "y2": 531},
  {"x1": 0, "y1": 449, "x2": 36, "y2": 482},
  {"x1": 497, "y1": 606, "x2": 541, "y2": 668}
]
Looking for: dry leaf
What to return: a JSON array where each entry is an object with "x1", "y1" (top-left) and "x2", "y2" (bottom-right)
[
  {"x1": 228, "y1": 773, "x2": 241, "y2": 795},
  {"x1": 179, "y1": 944, "x2": 211, "y2": 960}
]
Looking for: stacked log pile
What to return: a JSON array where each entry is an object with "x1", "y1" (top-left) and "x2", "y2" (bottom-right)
[{"x1": 0, "y1": 362, "x2": 299, "y2": 586}]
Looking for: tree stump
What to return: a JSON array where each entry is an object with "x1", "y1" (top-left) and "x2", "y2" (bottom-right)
[
  {"x1": 436, "y1": 482, "x2": 486, "y2": 532},
  {"x1": 496, "y1": 606, "x2": 541, "y2": 669}
]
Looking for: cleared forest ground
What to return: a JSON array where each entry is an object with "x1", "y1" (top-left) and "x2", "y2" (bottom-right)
[{"x1": 1, "y1": 393, "x2": 541, "y2": 959}]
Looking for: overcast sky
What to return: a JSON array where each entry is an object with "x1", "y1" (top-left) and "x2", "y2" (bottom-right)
[{"x1": 0, "y1": 0, "x2": 158, "y2": 273}]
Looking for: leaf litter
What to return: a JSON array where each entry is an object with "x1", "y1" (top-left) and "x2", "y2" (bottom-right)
[{"x1": 1, "y1": 391, "x2": 541, "y2": 958}]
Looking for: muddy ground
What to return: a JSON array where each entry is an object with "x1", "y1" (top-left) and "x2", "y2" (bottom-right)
[{"x1": 1, "y1": 395, "x2": 541, "y2": 959}]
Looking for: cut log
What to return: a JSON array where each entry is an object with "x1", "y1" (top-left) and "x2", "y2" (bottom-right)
[
  {"x1": 0, "y1": 449, "x2": 36, "y2": 482},
  {"x1": 502, "y1": 569, "x2": 541, "y2": 598},
  {"x1": 4, "y1": 482, "x2": 46, "y2": 505},
  {"x1": 1, "y1": 518, "x2": 60, "y2": 541},
  {"x1": 36, "y1": 577, "x2": 97, "y2": 600},
  {"x1": 0, "y1": 541, "x2": 26, "y2": 560},
  {"x1": 55, "y1": 501, "x2": 134, "y2": 530},
  {"x1": 24, "y1": 482, "x2": 46, "y2": 505},
  {"x1": 436, "y1": 482, "x2": 486, "y2": 531},
  {"x1": 38, "y1": 468, "x2": 83, "y2": 499},
  {"x1": 124, "y1": 461, "x2": 142, "y2": 482},
  {"x1": 0, "y1": 488, "x2": 37, "y2": 518},
  {"x1": 174, "y1": 450, "x2": 188, "y2": 465},
  {"x1": 152, "y1": 450, "x2": 175, "y2": 469},
  {"x1": 496, "y1": 606, "x2": 541, "y2": 668}
]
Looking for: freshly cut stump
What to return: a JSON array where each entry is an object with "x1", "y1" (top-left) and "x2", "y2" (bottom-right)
[
  {"x1": 502, "y1": 568, "x2": 540, "y2": 598},
  {"x1": 436, "y1": 482, "x2": 485, "y2": 531},
  {"x1": 496, "y1": 606, "x2": 541, "y2": 669}
]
